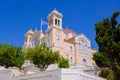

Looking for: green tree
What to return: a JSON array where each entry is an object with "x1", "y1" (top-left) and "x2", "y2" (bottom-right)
[
  {"x1": 93, "y1": 52, "x2": 109, "y2": 68},
  {"x1": 0, "y1": 43, "x2": 24, "y2": 68},
  {"x1": 58, "y1": 56, "x2": 69, "y2": 68},
  {"x1": 94, "y1": 11, "x2": 120, "y2": 80},
  {"x1": 24, "y1": 44, "x2": 60, "y2": 71}
]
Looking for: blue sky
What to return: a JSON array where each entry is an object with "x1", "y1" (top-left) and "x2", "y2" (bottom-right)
[{"x1": 0, "y1": 0, "x2": 119, "y2": 50}]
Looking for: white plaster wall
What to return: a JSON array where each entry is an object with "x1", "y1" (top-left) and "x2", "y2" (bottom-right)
[{"x1": 61, "y1": 69, "x2": 105, "y2": 80}]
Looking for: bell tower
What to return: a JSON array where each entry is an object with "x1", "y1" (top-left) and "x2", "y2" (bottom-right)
[
  {"x1": 46, "y1": 9, "x2": 64, "y2": 55},
  {"x1": 47, "y1": 9, "x2": 63, "y2": 29}
]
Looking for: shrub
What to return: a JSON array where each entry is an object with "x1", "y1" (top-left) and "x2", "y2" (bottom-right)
[
  {"x1": 99, "y1": 68, "x2": 114, "y2": 80},
  {"x1": 58, "y1": 56, "x2": 69, "y2": 68}
]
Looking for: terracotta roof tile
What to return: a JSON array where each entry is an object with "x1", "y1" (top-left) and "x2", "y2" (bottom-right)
[{"x1": 65, "y1": 37, "x2": 75, "y2": 43}]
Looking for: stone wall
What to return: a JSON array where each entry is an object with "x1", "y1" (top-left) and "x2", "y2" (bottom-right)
[
  {"x1": 13, "y1": 69, "x2": 104, "y2": 80},
  {"x1": 0, "y1": 68, "x2": 105, "y2": 80},
  {"x1": 13, "y1": 69, "x2": 61, "y2": 80},
  {"x1": 0, "y1": 69, "x2": 12, "y2": 80}
]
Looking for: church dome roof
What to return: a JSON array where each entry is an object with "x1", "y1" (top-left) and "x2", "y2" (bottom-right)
[{"x1": 63, "y1": 28, "x2": 77, "y2": 34}]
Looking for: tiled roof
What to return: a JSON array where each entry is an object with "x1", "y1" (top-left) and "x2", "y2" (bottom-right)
[
  {"x1": 63, "y1": 28, "x2": 76, "y2": 34},
  {"x1": 65, "y1": 37, "x2": 75, "y2": 43}
]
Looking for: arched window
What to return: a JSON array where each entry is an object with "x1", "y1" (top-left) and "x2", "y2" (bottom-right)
[
  {"x1": 70, "y1": 46, "x2": 73, "y2": 53},
  {"x1": 82, "y1": 58, "x2": 87, "y2": 65},
  {"x1": 58, "y1": 20, "x2": 60, "y2": 26},
  {"x1": 57, "y1": 39, "x2": 60, "y2": 47},
  {"x1": 70, "y1": 57, "x2": 73, "y2": 63},
  {"x1": 78, "y1": 38, "x2": 88, "y2": 54},
  {"x1": 47, "y1": 39, "x2": 50, "y2": 47},
  {"x1": 55, "y1": 19, "x2": 57, "y2": 25}
]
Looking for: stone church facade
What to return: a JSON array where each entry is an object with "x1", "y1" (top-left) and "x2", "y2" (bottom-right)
[{"x1": 24, "y1": 9, "x2": 96, "y2": 68}]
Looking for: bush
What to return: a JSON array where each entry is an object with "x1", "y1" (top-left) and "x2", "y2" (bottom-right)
[
  {"x1": 58, "y1": 56, "x2": 69, "y2": 68},
  {"x1": 99, "y1": 68, "x2": 114, "y2": 80}
]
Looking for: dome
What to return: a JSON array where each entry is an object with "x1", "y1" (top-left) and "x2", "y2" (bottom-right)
[{"x1": 63, "y1": 28, "x2": 76, "y2": 34}]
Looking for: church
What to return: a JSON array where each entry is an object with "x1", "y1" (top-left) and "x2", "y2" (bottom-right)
[
  {"x1": 0, "y1": 9, "x2": 104, "y2": 80},
  {"x1": 24, "y1": 9, "x2": 96, "y2": 68}
]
